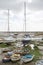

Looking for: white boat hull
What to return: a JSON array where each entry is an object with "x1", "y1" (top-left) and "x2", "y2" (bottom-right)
[
  {"x1": 11, "y1": 58, "x2": 20, "y2": 62},
  {"x1": 21, "y1": 55, "x2": 34, "y2": 63}
]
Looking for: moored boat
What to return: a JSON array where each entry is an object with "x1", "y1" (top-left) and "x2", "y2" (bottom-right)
[
  {"x1": 11, "y1": 54, "x2": 21, "y2": 62},
  {"x1": 21, "y1": 54, "x2": 34, "y2": 63},
  {"x1": 35, "y1": 60, "x2": 43, "y2": 65},
  {"x1": 2, "y1": 55, "x2": 11, "y2": 63}
]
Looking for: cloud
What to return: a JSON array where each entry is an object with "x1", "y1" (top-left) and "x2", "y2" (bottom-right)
[
  {"x1": 0, "y1": 0, "x2": 43, "y2": 11},
  {"x1": 27, "y1": 0, "x2": 43, "y2": 10},
  {"x1": 26, "y1": 10, "x2": 43, "y2": 31},
  {"x1": 0, "y1": 0, "x2": 24, "y2": 12},
  {"x1": 0, "y1": 0, "x2": 43, "y2": 31}
]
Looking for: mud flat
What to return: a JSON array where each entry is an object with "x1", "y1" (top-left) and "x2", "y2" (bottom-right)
[{"x1": 0, "y1": 61, "x2": 35, "y2": 65}]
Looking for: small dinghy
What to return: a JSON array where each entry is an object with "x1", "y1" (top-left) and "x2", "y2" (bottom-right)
[
  {"x1": 11, "y1": 54, "x2": 21, "y2": 62},
  {"x1": 21, "y1": 54, "x2": 34, "y2": 63},
  {"x1": 7, "y1": 51, "x2": 13, "y2": 56},
  {"x1": 35, "y1": 60, "x2": 43, "y2": 65},
  {"x1": 2, "y1": 55, "x2": 11, "y2": 63}
]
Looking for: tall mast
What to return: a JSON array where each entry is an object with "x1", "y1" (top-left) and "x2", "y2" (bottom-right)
[
  {"x1": 24, "y1": 2, "x2": 26, "y2": 32},
  {"x1": 8, "y1": 9, "x2": 9, "y2": 33}
]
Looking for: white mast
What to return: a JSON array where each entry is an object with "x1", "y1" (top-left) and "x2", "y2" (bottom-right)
[
  {"x1": 8, "y1": 9, "x2": 9, "y2": 33},
  {"x1": 24, "y1": 1, "x2": 26, "y2": 32}
]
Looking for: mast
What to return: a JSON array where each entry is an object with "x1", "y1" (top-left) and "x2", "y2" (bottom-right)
[
  {"x1": 24, "y1": 2, "x2": 26, "y2": 32},
  {"x1": 8, "y1": 9, "x2": 9, "y2": 33}
]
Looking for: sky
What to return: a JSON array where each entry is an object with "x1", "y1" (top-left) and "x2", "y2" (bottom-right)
[{"x1": 0, "y1": 0, "x2": 43, "y2": 31}]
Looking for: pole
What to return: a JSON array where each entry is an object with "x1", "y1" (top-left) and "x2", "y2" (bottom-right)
[
  {"x1": 8, "y1": 9, "x2": 9, "y2": 33},
  {"x1": 24, "y1": 2, "x2": 26, "y2": 32}
]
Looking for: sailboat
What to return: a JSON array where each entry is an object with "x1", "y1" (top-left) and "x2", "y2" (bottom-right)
[
  {"x1": 21, "y1": 2, "x2": 34, "y2": 63},
  {"x1": 4, "y1": 10, "x2": 16, "y2": 43}
]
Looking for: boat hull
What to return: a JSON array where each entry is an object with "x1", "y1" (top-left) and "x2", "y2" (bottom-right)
[
  {"x1": 21, "y1": 55, "x2": 34, "y2": 63},
  {"x1": 11, "y1": 57, "x2": 20, "y2": 62}
]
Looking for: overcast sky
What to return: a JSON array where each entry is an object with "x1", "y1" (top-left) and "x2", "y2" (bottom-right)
[{"x1": 0, "y1": 0, "x2": 43, "y2": 32}]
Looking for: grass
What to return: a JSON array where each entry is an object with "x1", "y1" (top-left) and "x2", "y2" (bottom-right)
[
  {"x1": 23, "y1": 45, "x2": 42, "y2": 62},
  {"x1": 0, "y1": 43, "x2": 10, "y2": 48},
  {"x1": 29, "y1": 46, "x2": 42, "y2": 62},
  {"x1": 30, "y1": 46, "x2": 40, "y2": 55}
]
